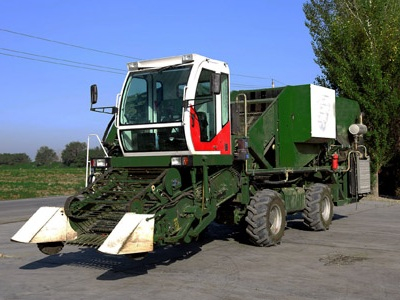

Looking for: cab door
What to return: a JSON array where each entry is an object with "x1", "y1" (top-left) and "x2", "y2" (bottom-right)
[{"x1": 189, "y1": 69, "x2": 231, "y2": 155}]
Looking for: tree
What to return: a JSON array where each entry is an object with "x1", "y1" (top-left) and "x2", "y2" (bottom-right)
[
  {"x1": 35, "y1": 146, "x2": 59, "y2": 166},
  {"x1": 89, "y1": 146, "x2": 106, "y2": 158},
  {"x1": 61, "y1": 141, "x2": 87, "y2": 167},
  {"x1": 303, "y1": 0, "x2": 400, "y2": 195},
  {"x1": 0, "y1": 153, "x2": 31, "y2": 165}
]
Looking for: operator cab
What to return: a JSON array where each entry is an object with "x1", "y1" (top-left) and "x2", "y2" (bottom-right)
[{"x1": 117, "y1": 54, "x2": 231, "y2": 157}]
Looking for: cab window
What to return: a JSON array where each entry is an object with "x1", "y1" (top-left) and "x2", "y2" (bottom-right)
[{"x1": 194, "y1": 69, "x2": 216, "y2": 141}]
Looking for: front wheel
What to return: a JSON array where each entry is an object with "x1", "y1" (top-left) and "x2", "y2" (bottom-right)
[
  {"x1": 303, "y1": 183, "x2": 333, "y2": 231},
  {"x1": 245, "y1": 189, "x2": 286, "y2": 247},
  {"x1": 37, "y1": 242, "x2": 64, "y2": 255}
]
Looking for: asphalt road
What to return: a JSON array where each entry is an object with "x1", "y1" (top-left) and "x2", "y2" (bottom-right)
[
  {"x1": 0, "y1": 197, "x2": 399, "y2": 300},
  {"x1": 0, "y1": 196, "x2": 66, "y2": 224}
]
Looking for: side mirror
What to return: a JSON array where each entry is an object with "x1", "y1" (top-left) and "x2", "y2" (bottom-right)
[
  {"x1": 89, "y1": 84, "x2": 116, "y2": 115},
  {"x1": 90, "y1": 84, "x2": 98, "y2": 105},
  {"x1": 211, "y1": 73, "x2": 221, "y2": 95}
]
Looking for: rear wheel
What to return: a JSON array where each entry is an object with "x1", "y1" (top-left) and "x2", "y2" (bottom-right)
[
  {"x1": 303, "y1": 183, "x2": 333, "y2": 231},
  {"x1": 245, "y1": 189, "x2": 286, "y2": 246}
]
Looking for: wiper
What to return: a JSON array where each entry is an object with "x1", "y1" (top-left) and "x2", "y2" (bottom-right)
[{"x1": 157, "y1": 63, "x2": 182, "y2": 73}]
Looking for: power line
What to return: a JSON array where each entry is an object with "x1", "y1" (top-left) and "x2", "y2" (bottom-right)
[
  {"x1": 231, "y1": 73, "x2": 272, "y2": 80},
  {"x1": 0, "y1": 52, "x2": 125, "y2": 75},
  {"x1": 231, "y1": 73, "x2": 287, "y2": 86},
  {"x1": 1, "y1": 50, "x2": 283, "y2": 85},
  {"x1": 231, "y1": 83, "x2": 277, "y2": 89},
  {"x1": 0, "y1": 28, "x2": 142, "y2": 60},
  {"x1": 1, "y1": 47, "x2": 125, "y2": 72},
  {"x1": 0, "y1": 28, "x2": 287, "y2": 85}
]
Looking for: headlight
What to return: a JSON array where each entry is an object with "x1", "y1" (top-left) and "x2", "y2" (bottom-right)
[
  {"x1": 91, "y1": 157, "x2": 111, "y2": 168},
  {"x1": 171, "y1": 156, "x2": 192, "y2": 166}
]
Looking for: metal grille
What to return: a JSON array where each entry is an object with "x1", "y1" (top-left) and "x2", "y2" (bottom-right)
[{"x1": 357, "y1": 158, "x2": 371, "y2": 194}]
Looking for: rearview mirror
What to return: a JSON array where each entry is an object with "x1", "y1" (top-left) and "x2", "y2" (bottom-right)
[
  {"x1": 90, "y1": 84, "x2": 98, "y2": 105},
  {"x1": 211, "y1": 73, "x2": 221, "y2": 95}
]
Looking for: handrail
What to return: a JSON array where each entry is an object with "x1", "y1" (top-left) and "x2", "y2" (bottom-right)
[{"x1": 85, "y1": 134, "x2": 109, "y2": 187}]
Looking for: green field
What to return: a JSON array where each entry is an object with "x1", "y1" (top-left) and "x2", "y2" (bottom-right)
[{"x1": 0, "y1": 165, "x2": 86, "y2": 200}]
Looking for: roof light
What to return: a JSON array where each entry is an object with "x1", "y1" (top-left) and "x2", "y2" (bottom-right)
[
  {"x1": 127, "y1": 62, "x2": 139, "y2": 71},
  {"x1": 182, "y1": 54, "x2": 194, "y2": 63}
]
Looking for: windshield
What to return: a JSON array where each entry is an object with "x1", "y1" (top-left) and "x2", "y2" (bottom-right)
[
  {"x1": 119, "y1": 66, "x2": 191, "y2": 153},
  {"x1": 120, "y1": 66, "x2": 192, "y2": 125}
]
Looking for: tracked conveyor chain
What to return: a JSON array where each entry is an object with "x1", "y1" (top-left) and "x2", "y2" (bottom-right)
[{"x1": 65, "y1": 167, "x2": 167, "y2": 248}]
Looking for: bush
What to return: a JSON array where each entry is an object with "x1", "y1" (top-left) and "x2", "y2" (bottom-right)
[{"x1": 0, "y1": 153, "x2": 31, "y2": 165}]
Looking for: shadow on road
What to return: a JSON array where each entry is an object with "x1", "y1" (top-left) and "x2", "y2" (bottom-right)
[
  {"x1": 19, "y1": 242, "x2": 204, "y2": 279},
  {"x1": 18, "y1": 222, "x2": 239, "y2": 280},
  {"x1": 286, "y1": 212, "x2": 348, "y2": 230},
  {"x1": 18, "y1": 213, "x2": 348, "y2": 280}
]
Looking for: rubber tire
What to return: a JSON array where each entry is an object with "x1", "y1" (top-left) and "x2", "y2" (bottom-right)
[
  {"x1": 37, "y1": 242, "x2": 64, "y2": 255},
  {"x1": 303, "y1": 183, "x2": 333, "y2": 231},
  {"x1": 245, "y1": 189, "x2": 286, "y2": 247}
]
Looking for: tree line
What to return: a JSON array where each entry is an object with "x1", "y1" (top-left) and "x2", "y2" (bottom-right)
[{"x1": 0, "y1": 142, "x2": 104, "y2": 167}]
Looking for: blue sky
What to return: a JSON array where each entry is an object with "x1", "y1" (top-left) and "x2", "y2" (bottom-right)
[{"x1": 0, "y1": 0, "x2": 320, "y2": 159}]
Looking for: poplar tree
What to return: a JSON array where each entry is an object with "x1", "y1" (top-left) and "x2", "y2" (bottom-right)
[{"x1": 304, "y1": 0, "x2": 400, "y2": 195}]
